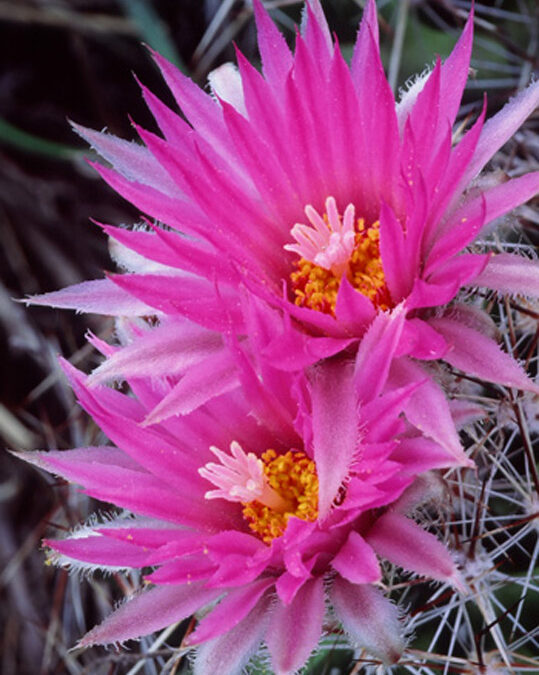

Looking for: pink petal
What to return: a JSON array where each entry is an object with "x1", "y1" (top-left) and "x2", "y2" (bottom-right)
[
  {"x1": 366, "y1": 512, "x2": 458, "y2": 583},
  {"x1": 351, "y1": 2, "x2": 400, "y2": 220},
  {"x1": 109, "y1": 273, "x2": 243, "y2": 332},
  {"x1": 389, "y1": 357, "x2": 470, "y2": 466},
  {"x1": 354, "y1": 304, "x2": 406, "y2": 402},
  {"x1": 473, "y1": 252, "x2": 539, "y2": 297},
  {"x1": 24, "y1": 278, "x2": 154, "y2": 316},
  {"x1": 334, "y1": 276, "x2": 376, "y2": 331},
  {"x1": 428, "y1": 316, "x2": 539, "y2": 393},
  {"x1": 192, "y1": 595, "x2": 271, "y2": 675},
  {"x1": 330, "y1": 577, "x2": 404, "y2": 664},
  {"x1": 309, "y1": 359, "x2": 359, "y2": 519},
  {"x1": 396, "y1": 318, "x2": 448, "y2": 361},
  {"x1": 45, "y1": 535, "x2": 151, "y2": 569},
  {"x1": 78, "y1": 583, "x2": 221, "y2": 647},
  {"x1": 391, "y1": 436, "x2": 467, "y2": 473},
  {"x1": 379, "y1": 202, "x2": 409, "y2": 302},
  {"x1": 146, "y1": 556, "x2": 216, "y2": 585},
  {"x1": 89, "y1": 321, "x2": 222, "y2": 385},
  {"x1": 461, "y1": 79, "x2": 539, "y2": 187},
  {"x1": 252, "y1": 0, "x2": 293, "y2": 87},
  {"x1": 187, "y1": 578, "x2": 274, "y2": 645},
  {"x1": 431, "y1": 172, "x2": 539, "y2": 263},
  {"x1": 142, "y1": 349, "x2": 239, "y2": 425},
  {"x1": 331, "y1": 531, "x2": 381, "y2": 584},
  {"x1": 71, "y1": 122, "x2": 181, "y2": 196},
  {"x1": 266, "y1": 578, "x2": 325, "y2": 675},
  {"x1": 302, "y1": 1, "x2": 333, "y2": 58}
]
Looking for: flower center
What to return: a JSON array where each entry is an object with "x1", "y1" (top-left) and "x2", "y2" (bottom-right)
[
  {"x1": 199, "y1": 442, "x2": 318, "y2": 544},
  {"x1": 285, "y1": 196, "x2": 392, "y2": 316}
]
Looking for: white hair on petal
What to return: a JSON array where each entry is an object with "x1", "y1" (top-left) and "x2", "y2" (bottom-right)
[{"x1": 396, "y1": 65, "x2": 433, "y2": 135}]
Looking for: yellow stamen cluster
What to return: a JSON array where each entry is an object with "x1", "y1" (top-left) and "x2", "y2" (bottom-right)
[
  {"x1": 242, "y1": 449, "x2": 318, "y2": 544},
  {"x1": 290, "y1": 219, "x2": 392, "y2": 316}
]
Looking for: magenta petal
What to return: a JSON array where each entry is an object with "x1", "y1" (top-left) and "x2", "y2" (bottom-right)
[
  {"x1": 266, "y1": 578, "x2": 325, "y2": 675},
  {"x1": 334, "y1": 276, "x2": 376, "y2": 331},
  {"x1": 428, "y1": 317, "x2": 539, "y2": 393},
  {"x1": 146, "y1": 556, "x2": 215, "y2": 585},
  {"x1": 24, "y1": 279, "x2": 154, "y2": 316},
  {"x1": 309, "y1": 360, "x2": 359, "y2": 519},
  {"x1": 186, "y1": 578, "x2": 274, "y2": 646},
  {"x1": 109, "y1": 273, "x2": 243, "y2": 332},
  {"x1": 396, "y1": 318, "x2": 448, "y2": 360},
  {"x1": 473, "y1": 252, "x2": 539, "y2": 297},
  {"x1": 78, "y1": 583, "x2": 221, "y2": 647},
  {"x1": 379, "y1": 202, "x2": 409, "y2": 302},
  {"x1": 366, "y1": 512, "x2": 458, "y2": 583},
  {"x1": 330, "y1": 577, "x2": 404, "y2": 664},
  {"x1": 192, "y1": 595, "x2": 271, "y2": 675},
  {"x1": 331, "y1": 531, "x2": 381, "y2": 584}
]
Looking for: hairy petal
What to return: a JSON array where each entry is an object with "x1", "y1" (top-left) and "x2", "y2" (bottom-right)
[
  {"x1": 192, "y1": 596, "x2": 271, "y2": 675},
  {"x1": 78, "y1": 584, "x2": 221, "y2": 647},
  {"x1": 366, "y1": 512, "x2": 458, "y2": 584},
  {"x1": 309, "y1": 359, "x2": 359, "y2": 519},
  {"x1": 266, "y1": 578, "x2": 325, "y2": 675},
  {"x1": 330, "y1": 577, "x2": 404, "y2": 664},
  {"x1": 473, "y1": 252, "x2": 539, "y2": 297},
  {"x1": 428, "y1": 317, "x2": 539, "y2": 393}
]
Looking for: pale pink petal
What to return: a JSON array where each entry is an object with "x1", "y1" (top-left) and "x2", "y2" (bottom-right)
[
  {"x1": 266, "y1": 578, "x2": 325, "y2": 675},
  {"x1": 71, "y1": 122, "x2": 181, "y2": 196},
  {"x1": 187, "y1": 578, "x2": 274, "y2": 645},
  {"x1": 330, "y1": 577, "x2": 404, "y2": 665},
  {"x1": 331, "y1": 531, "x2": 381, "y2": 584},
  {"x1": 78, "y1": 583, "x2": 221, "y2": 647},
  {"x1": 208, "y1": 63, "x2": 246, "y2": 116},
  {"x1": 309, "y1": 359, "x2": 359, "y2": 519},
  {"x1": 429, "y1": 317, "x2": 539, "y2": 393},
  {"x1": 389, "y1": 357, "x2": 471, "y2": 466},
  {"x1": 461, "y1": 79, "x2": 539, "y2": 187},
  {"x1": 366, "y1": 512, "x2": 459, "y2": 584},
  {"x1": 192, "y1": 596, "x2": 271, "y2": 675},
  {"x1": 142, "y1": 350, "x2": 239, "y2": 425},
  {"x1": 473, "y1": 252, "x2": 539, "y2": 297},
  {"x1": 89, "y1": 321, "x2": 222, "y2": 385},
  {"x1": 24, "y1": 279, "x2": 154, "y2": 316}
]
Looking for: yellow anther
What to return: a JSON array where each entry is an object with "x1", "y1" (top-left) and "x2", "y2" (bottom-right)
[
  {"x1": 290, "y1": 218, "x2": 392, "y2": 316},
  {"x1": 241, "y1": 449, "x2": 318, "y2": 544}
]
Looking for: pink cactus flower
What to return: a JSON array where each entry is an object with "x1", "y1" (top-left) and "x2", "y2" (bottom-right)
[
  {"x1": 17, "y1": 311, "x2": 468, "y2": 673},
  {"x1": 27, "y1": 0, "x2": 539, "y2": 415}
]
